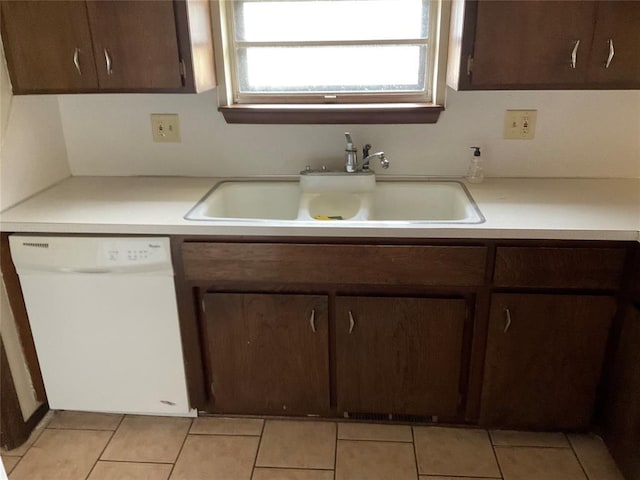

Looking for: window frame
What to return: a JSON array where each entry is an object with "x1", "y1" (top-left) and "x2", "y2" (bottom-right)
[{"x1": 211, "y1": 0, "x2": 451, "y2": 124}]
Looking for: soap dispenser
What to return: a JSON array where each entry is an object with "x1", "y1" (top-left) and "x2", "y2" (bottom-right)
[{"x1": 467, "y1": 146, "x2": 484, "y2": 183}]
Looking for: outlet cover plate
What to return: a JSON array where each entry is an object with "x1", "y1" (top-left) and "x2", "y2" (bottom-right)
[
  {"x1": 504, "y1": 110, "x2": 537, "y2": 140},
  {"x1": 151, "y1": 114, "x2": 181, "y2": 143}
]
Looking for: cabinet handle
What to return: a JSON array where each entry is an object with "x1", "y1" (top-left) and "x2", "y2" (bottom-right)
[
  {"x1": 104, "y1": 48, "x2": 113, "y2": 76},
  {"x1": 309, "y1": 309, "x2": 316, "y2": 333},
  {"x1": 570, "y1": 40, "x2": 580, "y2": 69},
  {"x1": 73, "y1": 48, "x2": 82, "y2": 76},
  {"x1": 605, "y1": 39, "x2": 615, "y2": 68},
  {"x1": 348, "y1": 311, "x2": 355, "y2": 334},
  {"x1": 503, "y1": 307, "x2": 512, "y2": 333}
]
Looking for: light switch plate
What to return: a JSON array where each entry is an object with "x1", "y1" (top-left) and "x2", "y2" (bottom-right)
[
  {"x1": 504, "y1": 110, "x2": 537, "y2": 140},
  {"x1": 151, "y1": 114, "x2": 181, "y2": 143}
]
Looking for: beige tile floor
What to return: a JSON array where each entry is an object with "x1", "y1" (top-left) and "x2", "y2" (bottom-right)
[{"x1": 0, "y1": 411, "x2": 626, "y2": 480}]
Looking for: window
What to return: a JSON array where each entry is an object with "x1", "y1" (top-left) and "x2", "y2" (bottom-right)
[{"x1": 213, "y1": 0, "x2": 451, "y2": 123}]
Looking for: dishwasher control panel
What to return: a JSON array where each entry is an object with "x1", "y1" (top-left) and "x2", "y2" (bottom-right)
[
  {"x1": 10, "y1": 236, "x2": 172, "y2": 274},
  {"x1": 101, "y1": 239, "x2": 169, "y2": 267}
]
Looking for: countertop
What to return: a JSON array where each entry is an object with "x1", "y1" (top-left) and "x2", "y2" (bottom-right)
[{"x1": 1, "y1": 176, "x2": 639, "y2": 241}]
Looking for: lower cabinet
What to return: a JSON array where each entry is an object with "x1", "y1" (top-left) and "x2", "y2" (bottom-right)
[
  {"x1": 203, "y1": 293, "x2": 330, "y2": 416},
  {"x1": 336, "y1": 296, "x2": 467, "y2": 418},
  {"x1": 480, "y1": 293, "x2": 616, "y2": 430}
]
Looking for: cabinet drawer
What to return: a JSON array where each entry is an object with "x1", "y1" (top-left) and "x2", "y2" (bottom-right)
[
  {"x1": 182, "y1": 243, "x2": 487, "y2": 286},
  {"x1": 494, "y1": 247, "x2": 626, "y2": 289}
]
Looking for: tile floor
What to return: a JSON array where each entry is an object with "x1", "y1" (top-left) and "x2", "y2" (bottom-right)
[{"x1": 0, "y1": 411, "x2": 626, "y2": 480}]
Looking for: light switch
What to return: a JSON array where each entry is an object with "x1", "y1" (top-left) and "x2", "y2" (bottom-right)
[
  {"x1": 504, "y1": 110, "x2": 537, "y2": 140},
  {"x1": 151, "y1": 114, "x2": 181, "y2": 143}
]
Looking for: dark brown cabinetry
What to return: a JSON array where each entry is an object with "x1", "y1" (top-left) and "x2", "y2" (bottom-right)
[
  {"x1": 335, "y1": 296, "x2": 468, "y2": 418},
  {"x1": 448, "y1": 0, "x2": 640, "y2": 90},
  {"x1": 175, "y1": 239, "x2": 630, "y2": 430},
  {"x1": 481, "y1": 293, "x2": 616, "y2": 430},
  {"x1": 202, "y1": 293, "x2": 330, "y2": 416},
  {"x1": 1, "y1": 0, "x2": 216, "y2": 94},
  {"x1": 181, "y1": 241, "x2": 484, "y2": 419}
]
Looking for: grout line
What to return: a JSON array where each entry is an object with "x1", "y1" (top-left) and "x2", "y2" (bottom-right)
[
  {"x1": 490, "y1": 444, "x2": 572, "y2": 449},
  {"x1": 335, "y1": 437, "x2": 414, "y2": 444},
  {"x1": 84, "y1": 421, "x2": 121, "y2": 480},
  {"x1": 3, "y1": 455, "x2": 24, "y2": 476},
  {"x1": 411, "y1": 425, "x2": 420, "y2": 479},
  {"x1": 189, "y1": 431, "x2": 262, "y2": 437},
  {"x1": 167, "y1": 417, "x2": 193, "y2": 478},
  {"x1": 250, "y1": 418, "x2": 267, "y2": 479},
  {"x1": 566, "y1": 434, "x2": 591, "y2": 480},
  {"x1": 90, "y1": 458, "x2": 185, "y2": 466},
  {"x1": 252, "y1": 465, "x2": 335, "y2": 472},
  {"x1": 487, "y1": 429, "x2": 506, "y2": 480},
  {"x1": 334, "y1": 420, "x2": 338, "y2": 480}
]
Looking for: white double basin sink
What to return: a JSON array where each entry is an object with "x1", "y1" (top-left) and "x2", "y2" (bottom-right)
[{"x1": 185, "y1": 173, "x2": 484, "y2": 224}]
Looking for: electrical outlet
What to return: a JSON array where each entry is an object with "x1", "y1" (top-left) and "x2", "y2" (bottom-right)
[
  {"x1": 504, "y1": 110, "x2": 537, "y2": 140},
  {"x1": 151, "y1": 114, "x2": 181, "y2": 143}
]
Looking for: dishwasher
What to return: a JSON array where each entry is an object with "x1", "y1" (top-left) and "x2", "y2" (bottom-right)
[{"x1": 9, "y1": 236, "x2": 193, "y2": 416}]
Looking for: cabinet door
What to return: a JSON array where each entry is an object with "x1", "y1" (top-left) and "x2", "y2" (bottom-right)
[
  {"x1": 0, "y1": 1, "x2": 98, "y2": 93},
  {"x1": 86, "y1": 0, "x2": 183, "y2": 90},
  {"x1": 604, "y1": 305, "x2": 640, "y2": 480},
  {"x1": 203, "y1": 293, "x2": 329, "y2": 416},
  {"x1": 471, "y1": 1, "x2": 597, "y2": 87},
  {"x1": 336, "y1": 296, "x2": 467, "y2": 418},
  {"x1": 587, "y1": 1, "x2": 640, "y2": 86},
  {"x1": 481, "y1": 293, "x2": 616, "y2": 429}
]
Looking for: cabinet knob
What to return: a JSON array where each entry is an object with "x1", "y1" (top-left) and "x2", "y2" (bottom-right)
[
  {"x1": 309, "y1": 309, "x2": 316, "y2": 333},
  {"x1": 605, "y1": 39, "x2": 615, "y2": 69},
  {"x1": 348, "y1": 311, "x2": 356, "y2": 334},
  {"x1": 503, "y1": 307, "x2": 512, "y2": 333},
  {"x1": 104, "y1": 48, "x2": 113, "y2": 76},
  {"x1": 570, "y1": 40, "x2": 581, "y2": 69},
  {"x1": 73, "y1": 48, "x2": 82, "y2": 76}
]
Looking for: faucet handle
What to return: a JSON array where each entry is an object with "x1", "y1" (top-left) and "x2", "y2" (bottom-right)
[
  {"x1": 344, "y1": 132, "x2": 354, "y2": 150},
  {"x1": 363, "y1": 144, "x2": 371, "y2": 158}
]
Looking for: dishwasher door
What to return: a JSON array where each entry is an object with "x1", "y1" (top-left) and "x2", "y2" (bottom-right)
[{"x1": 9, "y1": 236, "x2": 192, "y2": 416}]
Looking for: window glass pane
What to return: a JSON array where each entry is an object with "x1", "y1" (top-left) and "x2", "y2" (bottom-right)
[
  {"x1": 237, "y1": 45, "x2": 426, "y2": 93},
  {"x1": 236, "y1": 0, "x2": 428, "y2": 42}
]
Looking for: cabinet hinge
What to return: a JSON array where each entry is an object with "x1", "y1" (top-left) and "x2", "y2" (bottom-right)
[
  {"x1": 210, "y1": 382, "x2": 215, "y2": 397},
  {"x1": 466, "y1": 55, "x2": 473, "y2": 76}
]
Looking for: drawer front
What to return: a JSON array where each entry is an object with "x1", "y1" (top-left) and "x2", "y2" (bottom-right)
[
  {"x1": 494, "y1": 247, "x2": 626, "y2": 289},
  {"x1": 182, "y1": 243, "x2": 487, "y2": 286}
]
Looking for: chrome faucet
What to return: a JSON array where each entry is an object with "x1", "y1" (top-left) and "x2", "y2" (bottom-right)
[{"x1": 344, "y1": 132, "x2": 390, "y2": 173}]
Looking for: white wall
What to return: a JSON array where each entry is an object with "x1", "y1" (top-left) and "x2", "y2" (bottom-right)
[
  {"x1": 0, "y1": 56, "x2": 70, "y2": 209},
  {"x1": 59, "y1": 88, "x2": 640, "y2": 179}
]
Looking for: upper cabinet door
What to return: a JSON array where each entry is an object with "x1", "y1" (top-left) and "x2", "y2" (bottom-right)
[
  {"x1": 1, "y1": 1, "x2": 98, "y2": 93},
  {"x1": 85, "y1": 0, "x2": 183, "y2": 90},
  {"x1": 587, "y1": 1, "x2": 640, "y2": 86},
  {"x1": 470, "y1": 1, "x2": 597, "y2": 88}
]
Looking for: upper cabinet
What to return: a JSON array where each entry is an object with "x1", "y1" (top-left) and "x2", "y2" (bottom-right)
[
  {"x1": 448, "y1": 0, "x2": 640, "y2": 90},
  {"x1": 0, "y1": 0, "x2": 216, "y2": 94}
]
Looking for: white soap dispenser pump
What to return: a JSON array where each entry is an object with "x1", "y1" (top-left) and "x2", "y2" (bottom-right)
[{"x1": 467, "y1": 146, "x2": 484, "y2": 183}]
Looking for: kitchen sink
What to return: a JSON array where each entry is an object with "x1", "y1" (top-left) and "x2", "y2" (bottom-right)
[
  {"x1": 185, "y1": 180, "x2": 301, "y2": 220},
  {"x1": 370, "y1": 182, "x2": 480, "y2": 221},
  {"x1": 185, "y1": 175, "x2": 484, "y2": 224}
]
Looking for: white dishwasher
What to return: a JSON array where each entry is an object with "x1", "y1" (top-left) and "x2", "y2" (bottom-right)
[{"x1": 9, "y1": 236, "x2": 193, "y2": 416}]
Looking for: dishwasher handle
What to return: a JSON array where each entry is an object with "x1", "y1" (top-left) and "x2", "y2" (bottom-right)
[{"x1": 59, "y1": 268, "x2": 112, "y2": 274}]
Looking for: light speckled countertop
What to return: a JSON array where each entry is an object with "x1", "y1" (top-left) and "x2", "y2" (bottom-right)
[{"x1": 1, "y1": 176, "x2": 639, "y2": 241}]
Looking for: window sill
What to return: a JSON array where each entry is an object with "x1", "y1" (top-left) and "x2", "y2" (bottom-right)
[{"x1": 218, "y1": 103, "x2": 444, "y2": 124}]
